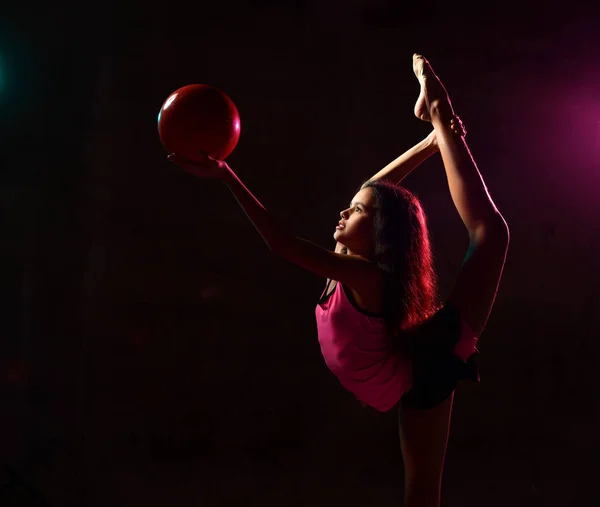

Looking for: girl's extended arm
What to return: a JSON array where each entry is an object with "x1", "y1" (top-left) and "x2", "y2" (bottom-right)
[{"x1": 168, "y1": 153, "x2": 381, "y2": 293}]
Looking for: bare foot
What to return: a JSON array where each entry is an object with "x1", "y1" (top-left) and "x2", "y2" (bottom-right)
[{"x1": 413, "y1": 53, "x2": 454, "y2": 122}]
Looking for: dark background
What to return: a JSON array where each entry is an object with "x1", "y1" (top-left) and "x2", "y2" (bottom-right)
[{"x1": 1, "y1": 0, "x2": 599, "y2": 505}]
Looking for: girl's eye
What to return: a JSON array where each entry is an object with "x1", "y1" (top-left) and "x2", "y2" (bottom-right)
[{"x1": 355, "y1": 207, "x2": 362, "y2": 213}]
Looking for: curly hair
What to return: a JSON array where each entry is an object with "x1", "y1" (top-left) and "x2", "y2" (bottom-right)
[{"x1": 360, "y1": 179, "x2": 440, "y2": 345}]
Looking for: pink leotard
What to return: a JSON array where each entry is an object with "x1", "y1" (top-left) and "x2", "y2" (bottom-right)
[{"x1": 315, "y1": 281, "x2": 479, "y2": 412}]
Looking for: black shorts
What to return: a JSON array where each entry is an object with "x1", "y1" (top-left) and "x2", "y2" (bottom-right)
[
  {"x1": 400, "y1": 351, "x2": 479, "y2": 410},
  {"x1": 399, "y1": 303, "x2": 480, "y2": 411}
]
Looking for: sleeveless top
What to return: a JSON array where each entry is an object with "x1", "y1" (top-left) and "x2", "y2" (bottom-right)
[{"x1": 315, "y1": 280, "x2": 480, "y2": 412}]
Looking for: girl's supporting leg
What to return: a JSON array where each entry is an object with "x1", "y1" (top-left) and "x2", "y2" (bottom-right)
[{"x1": 398, "y1": 393, "x2": 454, "y2": 507}]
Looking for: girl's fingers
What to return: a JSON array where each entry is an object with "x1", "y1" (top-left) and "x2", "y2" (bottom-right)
[
  {"x1": 449, "y1": 116, "x2": 467, "y2": 137},
  {"x1": 169, "y1": 153, "x2": 206, "y2": 169},
  {"x1": 168, "y1": 153, "x2": 188, "y2": 165}
]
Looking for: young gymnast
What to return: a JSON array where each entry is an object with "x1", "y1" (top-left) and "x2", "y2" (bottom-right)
[{"x1": 168, "y1": 54, "x2": 509, "y2": 507}]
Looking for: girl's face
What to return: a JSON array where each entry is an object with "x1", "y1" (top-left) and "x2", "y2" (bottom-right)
[{"x1": 333, "y1": 187, "x2": 376, "y2": 258}]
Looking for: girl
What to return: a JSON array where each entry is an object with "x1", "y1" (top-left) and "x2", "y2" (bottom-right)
[{"x1": 168, "y1": 54, "x2": 509, "y2": 507}]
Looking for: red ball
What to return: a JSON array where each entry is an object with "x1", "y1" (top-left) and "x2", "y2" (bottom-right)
[{"x1": 158, "y1": 84, "x2": 241, "y2": 161}]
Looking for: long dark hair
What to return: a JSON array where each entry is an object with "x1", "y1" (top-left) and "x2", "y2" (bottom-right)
[{"x1": 360, "y1": 180, "x2": 439, "y2": 341}]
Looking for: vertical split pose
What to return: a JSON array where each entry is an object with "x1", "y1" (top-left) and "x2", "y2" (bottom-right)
[{"x1": 169, "y1": 54, "x2": 509, "y2": 507}]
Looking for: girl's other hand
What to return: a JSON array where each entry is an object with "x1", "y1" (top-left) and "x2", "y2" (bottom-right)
[{"x1": 428, "y1": 116, "x2": 467, "y2": 148}]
